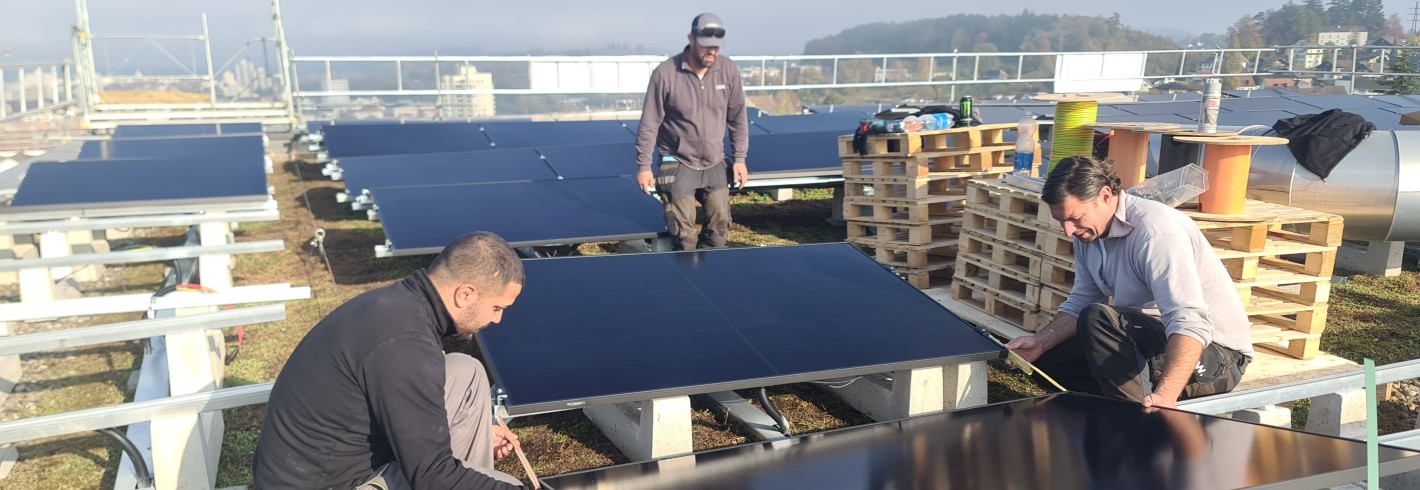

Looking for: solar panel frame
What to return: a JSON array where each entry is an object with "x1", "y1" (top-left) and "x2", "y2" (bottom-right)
[
  {"x1": 537, "y1": 142, "x2": 639, "y2": 179},
  {"x1": 371, "y1": 176, "x2": 665, "y2": 255},
  {"x1": 749, "y1": 112, "x2": 866, "y2": 134},
  {"x1": 542, "y1": 392, "x2": 1420, "y2": 489},
  {"x1": 738, "y1": 131, "x2": 846, "y2": 177},
  {"x1": 478, "y1": 120, "x2": 637, "y2": 149},
  {"x1": 322, "y1": 122, "x2": 492, "y2": 158},
  {"x1": 76, "y1": 134, "x2": 266, "y2": 161},
  {"x1": 112, "y1": 123, "x2": 263, "y2": 138},
  {"x1": 5, "y1": 156, "x2": 270, "y2": 219},
  {"x1": 1217, "y1": 97, "x2": 1321, "y2": 112},
  {"x1": 1289, "y1": 95, "x2": 1402, "y2": 109},
  {"x1": 477, "y1": 243, "x2": 1004, "y2": 416}
]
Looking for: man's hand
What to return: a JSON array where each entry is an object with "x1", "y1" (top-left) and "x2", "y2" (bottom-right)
[
  {"x1": 732, "y1": 162, "x2": 748, "y2": 189},
  {"x1": 491, "y1": 424, "x2": 520, "y2": 460},
  {"x1": 1142, "y1": 392, "x2": 1178, "y2": 412},
  {"x1": 636, "y1": 170, "x2": 655, "y2": 195},
  {"x1": 1004, "y1": 335, "x2": 1048, "y2": 364}
]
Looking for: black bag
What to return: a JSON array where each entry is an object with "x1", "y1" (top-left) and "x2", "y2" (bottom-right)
[{"x1": 1271, "y1": 109, "x2": 1374, "y2": 180}]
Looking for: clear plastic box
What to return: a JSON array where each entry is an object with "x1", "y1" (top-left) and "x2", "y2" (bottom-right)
[{"x1": 1126, "y1": 164, "x2": 1208, "y2": 208}]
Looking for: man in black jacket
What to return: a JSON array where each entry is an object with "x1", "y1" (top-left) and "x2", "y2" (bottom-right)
[{"x1": 254, "y1": 231, "x2": 527, "y2": 489}]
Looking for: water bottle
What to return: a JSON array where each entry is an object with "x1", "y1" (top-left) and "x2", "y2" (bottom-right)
[
  {"x1": 919, "y1": 114, "x2": 938, "y2": 131},
  {"x1": 902, "y1": 116, "x2": 925, "y2": 133},
  {"x1": 933, "y1": 113, "x2": 954, "y2": 129}
]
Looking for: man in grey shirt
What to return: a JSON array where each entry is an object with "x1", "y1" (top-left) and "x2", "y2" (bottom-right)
[
  {"x1": 1005, "y1": 156, "x2": 1253, "y2": 409},
  {"x1": 634, "y1": 12, "x2": 749, "y2": 250}
]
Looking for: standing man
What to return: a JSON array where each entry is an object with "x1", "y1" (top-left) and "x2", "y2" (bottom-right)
[
  {"x1": 1005, "y1": 156, "x2": 1253, "y2": 409},
  {"x1": 254, "y1": 231, "x2": 527, "y2": 489},
  {"x1": 635, "y1": 12, "x2": 750, "y2": 250}
]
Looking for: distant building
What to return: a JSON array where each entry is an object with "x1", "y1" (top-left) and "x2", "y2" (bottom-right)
[
  {"x1": 1283, "y1": 42, "x2": 1325, "y2": 70},
  {"x1": 1319, "y1": 30, "x2": 1368, "y2": 46},
  {"x1": 437, "y1": 65, "x2": 496, "y2": 119},
  {"x1": 322, "y1": 78, "x2": 350, "y2": 107}
]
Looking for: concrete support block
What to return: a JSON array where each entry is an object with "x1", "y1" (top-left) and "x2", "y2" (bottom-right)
[
  {"x1": 583, "y1": 396, "x2": 692, "y2": 462},
  {"x1": 1305, "y1": 389, "x2": 1368, "y2": 439},
  {"x1": 38, "y1": 230, "x2": 71, "y2": 280},
  {"x1": 769, "y1": 188, "x2": 794, "y2": 201},
  {"x1": 18, "y1": 267, "x2": 53, "y2": 303},
  {"x1": 651, "y1": 236, "x2": 674, "y2": 252},
  {"x1": 616, "y1": 239, "x2": 651, "y2": 254},
  {"x1": 0, "y1": 444, "x2": 16, "y2": 480},
  {"x1": 826, "y1": 186, "x2": 846, "y2": 226},
  {"x1": 0, "y1": 322, "x2": 19, "y2": 410},
  {"x1": 829, "y1": 361, "x2": 988, "y2": 422},
  {"x1": 1337, "y1": 240, "x2": 1404, "y2": 277},
  {"x1": 1229, "y1": 404, "x2": 1292, "y2": 428}
]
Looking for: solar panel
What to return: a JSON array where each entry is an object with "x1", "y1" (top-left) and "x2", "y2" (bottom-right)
[
  {"x1": 1216, "y1": 110, "x2": 1298, "y2": 128},
  {"x1": 804, "y1": 104, "x2": 884, "y2": 115},
  {"x1": 739, "y1": 131, "x2": 846, "y2": 175},
  {"x1": 371, "y1": 177, "x2": 664, "y2": 255},
  {"x1": 1113, "y1": 101, "x2": 1216, "y2": 115},
  {"x1": 751, "y1": 112, "x2": 864, "y2": 134},
  {"x1": 1227, "y1": 88, "x2": 1300, "y2": 98},
  {"x1": 478, "y1": 243, "x2": 1002, "y2": 415},
  {"x1": 479, "y1": 120, "x2": 635, "y2": 149},
  {"x1": 538, "y1": 143, "x2": 637, "y2": 179},
  {"x1": 7, "y1": 156, "x2": 269, "y2": 215},
  {"x1": 976, "y1": 105, "x2": 1028, "y2": 124},
  {"x1": 1372, "y1": 95, "x2": 1420, "y2": 107},
  {"x1": 1289, "y1": 95, "x2": 1401, "y2": 110},
  {"x1": 322, "y1": 123, "x2": 491, "y2": 158},
  {"x1": 1017, "y1": 104, "x2": 1132, "y2": 117},
  {"x1": 1336, "y1": 108, "x2": 1407, "y2": 130},
  {"x1": 542, "y1": 393, "x2": 1420, "y2": 489},
  {"x1": 112, "y1": 123, "x2": 263, "y2": 138},
  {"x1": 1093, "y1": 114, "x2": 1198, "y2": 126},
  {"x1": 1137, "y1": 93, "x2": 1204, "y2": 102},
  {"x1": 1218, "y1": 97, "x2": 1319, "y2": 112},
  {"x1": 77, "y1": 134, "x2": 266, "y2": 161},
  {"x1": 339, "y1": 148, "x2": 558, "y2": 196}
]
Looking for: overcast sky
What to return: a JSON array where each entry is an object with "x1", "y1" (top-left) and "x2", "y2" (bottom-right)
[{"x1": 1, "y1": 1, "x2": 1413, "y2": 64}]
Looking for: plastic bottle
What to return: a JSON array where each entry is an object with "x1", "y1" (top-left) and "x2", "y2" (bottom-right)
[
  {"x1": 919, "y1": 114, "x2": 938, "y2": 132},
  {"x1": 902, "y1": 116, "x2": 925, "y2": 133},
  {"x1": 933, "y1": 113, "x2": 954, "y2": 129}
]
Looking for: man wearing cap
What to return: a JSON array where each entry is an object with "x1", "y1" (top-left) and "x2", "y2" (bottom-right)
[{"x1": 635, "y1": 12, "x2": 750, "y2": 250}]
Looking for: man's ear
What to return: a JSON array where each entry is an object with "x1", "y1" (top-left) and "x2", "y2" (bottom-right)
[{"x1": 454, "y1": 283, "x2": 480, "y2": 309}]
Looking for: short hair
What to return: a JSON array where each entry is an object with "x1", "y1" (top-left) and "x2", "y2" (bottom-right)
[
  {"x1": 1041, "y1": 156, "x2": 1123, "y2": 206},
  {"x1": 428, "y1": 231, "x2": 525, "y2": 294}
]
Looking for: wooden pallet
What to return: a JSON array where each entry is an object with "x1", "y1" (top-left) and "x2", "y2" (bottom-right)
[
  {"x1": 961, "y1": 208, "x2": 1039, "y2": 251},
  {"x1": 1032, "y1": 222, "x2": 1075, "y2": 261},
  {"x1": 966, "y1": 179, "x2": 1045, "y2": 220},
  {"x1": 850, "y1": 240, "x2": 958, "y2": 270},
  {"x1": 950, "y1": 275, "x2": 1042, "y2": 332},
  {"x1": 838, "y1": 123, "x2": 1017, "y2": 158},
  {"x1": 1036, "y1": 255, "x2": 1076, "y2": 290},
  {"x1": 902, "y1": 267, "x2": 955, "y2": 290},
  {"x1": 843, "y1": 195, "x2": 965, "y2": 224},
  {"x1": 846, "y1": 219, "x2": 962, "y2": 247},
  {"x1": 1212, "y1": 234, "x2": 1337, "y2": 282},
  {"x1": 1037, "y1": 285, "x2": 1071, "y2": 314},
  {"x1": 954, "y1": 254, "x2": 1037, "y2": 308},
  {"x1": 842, "y1": 147, "x2": 1013, "y2": 175},
  {"x1": 958, "y1": 229, "x2": 1040, "y2": 280}
]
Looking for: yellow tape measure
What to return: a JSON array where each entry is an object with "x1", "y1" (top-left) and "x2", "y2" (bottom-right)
[{"x1": 983, "y1": 333, "x2": 1068, "y2": 393}]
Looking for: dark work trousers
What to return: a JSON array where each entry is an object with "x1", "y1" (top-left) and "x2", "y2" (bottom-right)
[
  {"x1": 1032, "y1": 304, "x2": 1250, "y2": 402},
  {"x1": 655, "y1": 157, "x2": 731, "y2": 250}
]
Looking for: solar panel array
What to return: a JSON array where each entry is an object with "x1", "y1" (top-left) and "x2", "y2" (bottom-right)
[{"x1": 977, "y1": 92, "x2": 1418, "y2": 130}]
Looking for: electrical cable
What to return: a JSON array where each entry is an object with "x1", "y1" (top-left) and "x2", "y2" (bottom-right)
[
  {"x1": 97, "y1": 427, "x2": 154, "y2": 489},
  {"x1": 758, "y1": 387, "x2": 793, "y2": 437}
]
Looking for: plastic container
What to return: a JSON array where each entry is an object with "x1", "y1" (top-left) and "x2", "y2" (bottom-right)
[
  {"x1": 902, "y1": 116, "x2": 925, "y2": 133},
  {"x1": 919, "y1": 114, "x2": 938, "y2": 131},
  {"x1": 1125, "y1": 163, "x2": 1209, "y2": 208}
]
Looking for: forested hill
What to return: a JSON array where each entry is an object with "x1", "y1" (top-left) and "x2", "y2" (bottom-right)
[{"x1": 803, "y1": 12, "x2": 1179, "y2": 55}]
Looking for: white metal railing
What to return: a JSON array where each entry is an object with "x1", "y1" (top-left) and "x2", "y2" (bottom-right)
[{"x1": 0, "y1": 61, "x2": 77, "y2": 123}]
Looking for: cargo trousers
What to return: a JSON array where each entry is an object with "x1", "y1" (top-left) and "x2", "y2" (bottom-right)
[{"x1": 655, "y1": 157, "x2": 732, "y2": 250}]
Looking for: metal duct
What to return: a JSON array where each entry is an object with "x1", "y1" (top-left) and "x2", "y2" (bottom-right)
[{"x1": 1239, "y1": 126, "x2": 1420, "y2": 242}]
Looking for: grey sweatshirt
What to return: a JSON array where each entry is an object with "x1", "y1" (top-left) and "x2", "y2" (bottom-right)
[{"x1": 635, "y1": 48, "x2": 748, "y2": 172}]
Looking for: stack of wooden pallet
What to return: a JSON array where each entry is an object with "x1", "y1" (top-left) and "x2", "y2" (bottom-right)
[
  {"x1": 951, "y1": 179, "x2": 1063, "y2": 331},
  {"x1": 952, "y1": 178, "x2": 1343, "y2": 360},
  {"x1": 838, "y1": 123, "x2": 1017, "y2": 289}
]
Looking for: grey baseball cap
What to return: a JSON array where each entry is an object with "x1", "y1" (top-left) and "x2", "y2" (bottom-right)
[{"x1": 691, "y1": 13, "x2": 725, "y2": 48}]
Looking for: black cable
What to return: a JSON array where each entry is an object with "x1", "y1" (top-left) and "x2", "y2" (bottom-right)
[
  {"x1": 758, "y1": 387, "x2": 792, "y2": 437},
  {"x1": 97, "y1": 427, "x2": 154, "y2": 488}
]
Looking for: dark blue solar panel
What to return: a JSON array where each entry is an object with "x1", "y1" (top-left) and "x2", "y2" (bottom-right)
[
  {"x1": 8, "y1": 156, "x2": 268, "y2": 211},
  {"x1": 1335, "y1": 108, "x2": 1406, "y2": 129},
  {"x1": 1218, "y1": 97, "x2": 1319, "y2": 112},
  {"x1": 113, "y1": 123, "x2": 262, "y2": 138},
  {"x1": 1372, "y1": 95, "x2": 1420, "y2": 107},
  {"x1": 1290, "y1": 95, "x2": 1400, "y2": 109},
  {"x1": 77, "y1": 135, "x2": 265, "y2": 161},
  {"x1": 1093, "y1": 114, "x2": 1198, "y2": 126},
  {"x1": 538, "y1": 143, "x2": 637, "y2": 179},
  {"x1": 373, "y1": 177, "x2": 664, "y2": 254},
  {"x1": 1226, "y1": 88, "x2": 1300, "y2": 97},
  {"x1": 479, "y1": 120, "x2": 635, "y2": 149},
  {"x1": 1113, "y1": 101, "x2": 1217, "y2": 115},
  {"x1": 339, "y1": 149, "x2": 557, "y2": 195},
  {"x1": 736, "y1": 131, "x2": 844, "y2": 175},
  {"x1": 1136, "y1": 93, "x2": 1204, "y2": 102},
  {"x1": 478, "y1": 243, "x2": 1003, "y2": 415},
  {"x1": 1216, "y1": 110, "x2": 1297, "y2": 128},
  {"x1": 977, "y1": 105, "x2": 1028, "y2": 124},
  {"x1": 323, "y1": 123, "x2": 491, "y2": 158},
  {"x1": 804, "y1": 104, "x2": 886, "y2": 115},
  {"x1": 543, "y1": 392, "x2": 1420, "y2": 489},
  {"x1": 750, "y1": 113, "x2": 863, "y2": 134}
]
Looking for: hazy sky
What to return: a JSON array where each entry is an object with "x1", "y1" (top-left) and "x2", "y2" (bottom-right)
[{"x1": 0, "y1": 0, "x2": 1413, "y2": 64}]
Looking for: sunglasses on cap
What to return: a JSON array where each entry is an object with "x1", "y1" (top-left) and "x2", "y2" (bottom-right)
[{"x1": 694, "y1": 27, "x2": 726, "y2": 38}]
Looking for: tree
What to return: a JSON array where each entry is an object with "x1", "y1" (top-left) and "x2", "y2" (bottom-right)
[
  {"x1": 1352, "y1": 0, "x2": 1387, "y2": 35},
  {"x1": 1384, "y1": 13, "x2": 1407, "y2": 40},
  {"x1": 1304, "y1": 0, "x2": 1326, "y2": 14},
  {"x1": 1327, "y1": 0, "x2": 1356, "y2": 27},
  {"x1": 1378, "y1": 51, "x2": 1419, "y2": 94}
]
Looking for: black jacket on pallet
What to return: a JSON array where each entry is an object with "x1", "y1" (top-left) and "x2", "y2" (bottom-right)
[{"x1": 1271, "y1": 109, "x2": 1374, "y2": 180}]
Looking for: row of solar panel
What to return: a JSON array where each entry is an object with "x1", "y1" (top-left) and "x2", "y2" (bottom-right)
[{"x1": 3, "y1": 130, "x2": 271, "y2": 218}]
